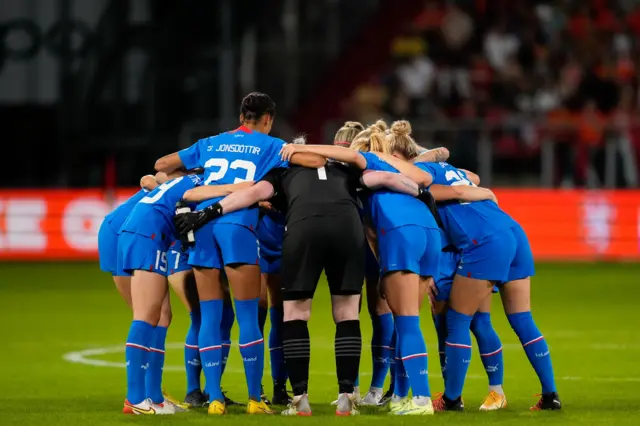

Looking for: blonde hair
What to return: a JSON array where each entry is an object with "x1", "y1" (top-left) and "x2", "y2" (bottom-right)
[
  {"x1": 334, "y1": 121, "x2": 364, "y2": 146},
  {"x1": 350, "y1": 120, "x2": 390, "y2": 153},
  {"x1": 386, "y1": 120, "x2": 419, "y2": 159}
]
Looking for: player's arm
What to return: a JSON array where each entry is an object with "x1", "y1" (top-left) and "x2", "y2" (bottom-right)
[
  {"x1": 459, "y1": 169, "x2": 480, "y2": 186},
  {"x1": 174, "y1": 169, "x2": 283, "y2": 236},
  {"x1": 373, "y1": 153, "x2": 433, "y2": 187},
  {"x1": 156, "y1": 138, "x2": 205, "y2": 173},
  {"x1": 155, "y1": 152, "x2": 184, "y2": 173},
  {"x1": 281, "y1": 144, "x2": 367, "y2": 169},
  {"x1": 140, "y1": 175, "x2": 158, "y2": 191},
  {"x1": 429, "y1": 184, "x2": 497, "y2": 203},
  {"x1": 411, "y1": 147, "x2": 450, "y2": 164},
  {"x1": 289, "y1": 152, "x2": 327, "y2": 168},
  {"x1": 182, "y1": 181, "x2": 255, "y2": 203},
  {"x1": 360, "y1": 170, "x2": 419, "y2": 196}
]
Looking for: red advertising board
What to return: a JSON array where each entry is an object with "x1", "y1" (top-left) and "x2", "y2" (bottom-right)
[{"x1": 0, "y1": 189, "x2": 638, "y2": 261}]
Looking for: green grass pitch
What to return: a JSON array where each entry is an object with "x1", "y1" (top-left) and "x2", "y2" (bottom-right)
[{"x1": 2, "y1": 262, "x2": 640, "y2": 425}]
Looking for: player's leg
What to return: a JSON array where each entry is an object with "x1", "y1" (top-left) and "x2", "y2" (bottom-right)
[
  {"x1": 472, "y1": 293, "x2": 506, "y2": 411},
  {"x1": 362, "y1": 249, "x2": 394, "y2": 406},
  {"x1": 265, "y1": 269, "x2": 290, "y2": 404},
  {"x1": 126, "y1": 269, "x2": 171, "y2": 414},
  {"x1": 188, "y1": 221, "x2": 226, "y2": 414},
  {"x1": 502, "y1": 224, "x2": 560, "y2": 411},
  {"x1": 257, "y1": 273, "x2": 270, "y2": 404},
  {"x1": 145, "y1": 291, "x2": 172, "y2": 407},
  {"x1": 219, "y1": 277, "x2": 235, "y2": 379},
  {"x1": 216, "y1": 224, "x2": 271, "y2": 413},
  {"x1": 113, "y1": 276, "x2": 133, "y2": 308},
  {"x1": 325, "y1": 215, "x2": 365, "y2": 416},
  {"x1": 379, "y1": 226, "x2": 435, "y2": 415},
  {"x1": 168, "y1": 269, "x2": 207, "y2": 407},
  {"x1": 120, "y1": 232, "x2": 174, "y2": 415},
  {"x1": 436, "y1": 231, "x2": 514, "y2": 412},
  {"x1": 279, "y1": 222, "x2": 324, "y2": 416}
]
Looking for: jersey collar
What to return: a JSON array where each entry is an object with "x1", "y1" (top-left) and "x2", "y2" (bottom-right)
[{"x1": 232, "y1": 125, "x2": 253, "y2": 134}]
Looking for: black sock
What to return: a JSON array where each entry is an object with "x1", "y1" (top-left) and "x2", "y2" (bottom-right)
[
  {"x1": 282, "y1": 320, "x2": 310, "y2": 396},
  {"x1": 335, "y1": 320, "x2": 362, "y2": 394}
]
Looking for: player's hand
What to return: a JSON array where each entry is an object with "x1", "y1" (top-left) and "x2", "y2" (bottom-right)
[
  {"x1": 174, "y1": 210, "x2": 207, "y2": 236},
  {"x1": 258, "y1": 201, "x2": 275, "y2": 212},
  {"x1": 280, "y1": 144, "x2": 305, "y2": 161}
]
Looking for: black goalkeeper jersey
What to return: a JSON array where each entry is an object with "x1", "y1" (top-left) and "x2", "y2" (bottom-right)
[{"x1": 261, "y1": 161, "x2": 363, "y2": 226}]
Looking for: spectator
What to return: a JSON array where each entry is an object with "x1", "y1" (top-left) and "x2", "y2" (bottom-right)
[
  {"x1": 395, "y1": 54, "x2": 436, "y2": 115},
  {"x1": 484, "y1": 23, "x2": 520, "y2": 72}
]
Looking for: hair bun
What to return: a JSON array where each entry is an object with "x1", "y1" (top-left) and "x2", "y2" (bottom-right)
[
  {"x1": 373, "y1": 120, "x2": 388, "y2": 132},
  {"x1": 344, "y1": 121, "x2": 364, "y2": 131},
  {"x1": 391, "y1": 120, "x2": 411, "y2": 136}
]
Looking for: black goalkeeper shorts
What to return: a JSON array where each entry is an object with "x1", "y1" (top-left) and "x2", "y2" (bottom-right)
[{"x1": 280, "y1": 214, "x2": 365, "y2": 301}]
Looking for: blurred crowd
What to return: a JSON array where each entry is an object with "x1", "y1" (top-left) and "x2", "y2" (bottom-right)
[{"x1": 345, "y1": 0, "x2": 640, "y2": 187}]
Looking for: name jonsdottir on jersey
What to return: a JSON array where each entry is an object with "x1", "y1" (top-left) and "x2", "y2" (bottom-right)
[{"x1": 207, "y1": 144, "x2": 262, "y2": 155}]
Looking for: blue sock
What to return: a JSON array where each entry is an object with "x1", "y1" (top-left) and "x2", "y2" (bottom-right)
[
  {"x1": 220, "y1": 301, "x2": 235, "y2": 378},
  {"x1": 395, "y1": 316, "x2": 430, "y2": 397},
  {"x1": 434, "y1": 313, "x2": 448, "y2": 382},
  {"x1": 185, "y1": 310, "x2": 202, "y2": 393},
  {"x1": 199, "y1": 299, "x2": 224, "y2": 402},
  {"x1": 268, "y1": 306, "x2": 287, "y2": 382},
  {"x1": 235, "y1": 298, "x2": 264, "y2": 401},
  {"x1": 392, "y1": 328, "x2": 409, "y2": 397},
  {"x1": 444, "y1": 308, "x2": 473, "y2": 400},
  {"x1": 146, "y1": 326, "x2": 168, "y2": 403},
  {"x1": 125, "y1": 320, "x2": 154, "y2": 405},
  {"x1": 371, "y1": 312, "x2": 394, "y2": 389},
  {"x1": 258, "y1": 305, "x2": 268, "y2": 337},
  {"x1": 471, "y1": 312, "x2": 503, "y2": 386},
  {"x1": 389, "y1": 330, "x2": 396, "y2": 390},
  {"x1": 508, "y1": 311, "x2": 557, "y2": 393}
]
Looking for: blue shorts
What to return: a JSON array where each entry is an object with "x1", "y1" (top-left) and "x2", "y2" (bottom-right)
[
  {"x1": 188, "y1": 223, "x2": 259, "y2": 269},
  {"x1": 118, "y1": 231, "x2": 170, "y2": 276},
  {"x1": 436, "y1": 250, "x2": 499, "y2": 301},
  {"x1": 458, "y1": 225, "x2": 535, "y2": 284},
  {"x1": 167, "y1": 240, "x2": 193, "y2": 276},
  {"x1": 98, "y1": 220, "x2": 120, "y2": 275},
  {"x1": 506, "y1": 224, "x2": 535, "y2": 282},
  {"x1": 259, "y1": 254, "x2": 281, "y2": 274},
  {"x1": 378, "y1": 225, "x2": 441, "y2": 277},
  {"x1": 435, "y1": 251, "x2": 459, "y2": 301}
]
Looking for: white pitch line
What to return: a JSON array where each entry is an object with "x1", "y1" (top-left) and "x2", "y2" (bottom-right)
[{"x1": 62, "y1": 343, "x2": 640, "y2": 382}]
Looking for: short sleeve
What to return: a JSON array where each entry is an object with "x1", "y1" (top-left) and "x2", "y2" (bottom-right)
[
  {"x1": 262, "y1": 167, "x2": 286, "y2": 191},
  {"x1": 415, "y1": 162, "x2": 436, "y2": 187},
  {"x1": 359, "y1": 152, "x2": 379, "y2": 171},
  {"x1": 178, "y1": 139, "x2": 204, "y2": 170}
]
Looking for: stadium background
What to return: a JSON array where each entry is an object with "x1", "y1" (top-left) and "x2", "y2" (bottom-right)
[{"x1": 1, "y1": 0, "x2": 639, "y2": 425}]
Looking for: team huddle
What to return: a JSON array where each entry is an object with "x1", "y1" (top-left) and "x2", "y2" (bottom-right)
[{"x1": 98, "y1": 92, "x2": 562, "y2": 416}]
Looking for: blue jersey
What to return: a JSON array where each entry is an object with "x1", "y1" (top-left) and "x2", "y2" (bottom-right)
[
  {"x1": 103, "y1": 189, "x2": 148, "y2": 233},
  {"x1": 256, "y1": 211, "x2": 285, "y2": 258},
  {"x1": 359, "y1": 152, "x2": 438, "y2": 233},
  {"x1": 120, "y1": 174, "x2": 203, "y2": 240},
  {"x1": 417, "y1": 162, "x2": 517, "y2": 249},
  {"x1": 178, "y1": 126, "x2": 289, "y2": 229}
]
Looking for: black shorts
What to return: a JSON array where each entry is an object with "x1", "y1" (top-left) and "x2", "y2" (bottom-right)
[{"x1": 280, "y1": 214, "x2": 365, "y2": 301}]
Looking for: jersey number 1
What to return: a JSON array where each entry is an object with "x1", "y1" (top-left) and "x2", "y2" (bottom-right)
[{"x1": 317, "y1": 166, "x2": 327, "y2": 180}]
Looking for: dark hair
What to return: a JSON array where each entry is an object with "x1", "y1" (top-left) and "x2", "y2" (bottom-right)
[{"x1": 241, "y1": 92, "x2": 276, "y2": 122}]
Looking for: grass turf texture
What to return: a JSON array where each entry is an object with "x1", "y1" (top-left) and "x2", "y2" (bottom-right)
[{"x1": 2, "y1": 262, "x2": 640, "y2": 425}]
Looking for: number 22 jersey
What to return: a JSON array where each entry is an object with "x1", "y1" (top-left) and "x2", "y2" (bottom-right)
[{"x1": 178, "y1": 125, "x2": 289, "y2": 229}]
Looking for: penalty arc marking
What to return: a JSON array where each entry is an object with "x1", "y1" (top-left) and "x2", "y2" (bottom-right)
[{"x1": 61, "y1": 343, "x2": 640, "y2": 382}]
